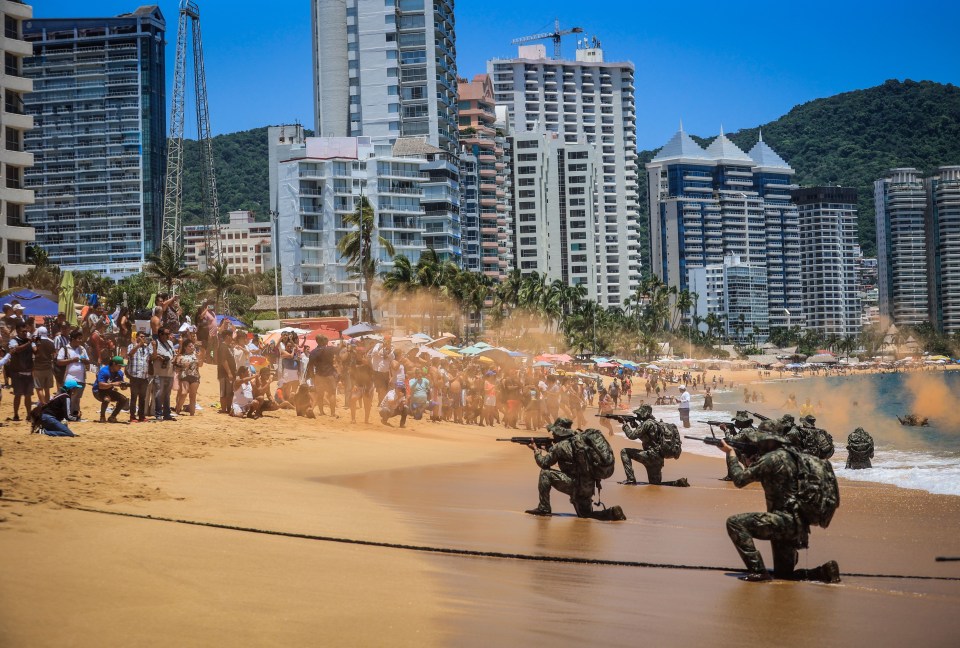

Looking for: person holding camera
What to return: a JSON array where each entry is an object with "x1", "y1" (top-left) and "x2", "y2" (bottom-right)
[
  {"x1": 151, "y1": 327, "x2": 176, "y2": 421},
  {"x1": 93, "y1": 356, "x2": 130, "y2": 424}
]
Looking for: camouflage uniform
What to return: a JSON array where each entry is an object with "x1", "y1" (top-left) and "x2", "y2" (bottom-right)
[
  {"x1": 726, "y1": 438, "x2": 839, "y2": 582},
  {"x1": 528, "y1": 418, "x2": 626, "y2": 520},
  {"x1": 789, "y1": 415, "x2": 835, "y2": 460},
  {"x1": 620, "y1": 406, "x2": 688, "y2": 486},
  {"x1": 534, "y1": 437, "x2": 596, "y2": 517},
  {"x1": 845, "y1": 427, "x2": 874, "y2": 469},
  {"x1": 722, "y1": 411, "x2": 758, "y2": 480}
]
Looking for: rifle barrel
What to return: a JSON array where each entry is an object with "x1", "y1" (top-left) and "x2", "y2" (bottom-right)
[{"x1": 935, "y1": 556, "x2": 960, "y2": 561}]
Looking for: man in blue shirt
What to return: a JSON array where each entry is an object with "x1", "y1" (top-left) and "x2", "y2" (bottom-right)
[
  {"x1": 408, "y1": 368, "x2": 431, "y2": 421},
  {"x1": 93, "y1": 356, "x2": 130, "y2": 424}
]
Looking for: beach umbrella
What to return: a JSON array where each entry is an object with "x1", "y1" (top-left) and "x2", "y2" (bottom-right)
[
  {"x1": 596, "y1": 362, "x2": 616, "y2": 368},
  {"x1": 476, "y1": 347, "x2": 515, "y2": 365},
  {"x1": 0, "y1": 289, "x2": 59, "y2": 318},
  {"x1": 533, "y1": 360, "x2": 554, "y2": 368},
  {"x1": 58, "y1": 271, "x2": 78, "y2": 326},
  {"x1": 216, "y1": 314, "x2": 245, "y2": 327},
  {"x1": 646, "y1": 364, "x2": 661, "y2": 371},
  {"x1": 267, "y1": 326, "x2": 312, "y2": 335},
  {"x1": 416, "y1": 345, "x2": 447, "y2": 360},
  {"x1": 343, "y1": 322, "x2": 381, "y2": 337}
]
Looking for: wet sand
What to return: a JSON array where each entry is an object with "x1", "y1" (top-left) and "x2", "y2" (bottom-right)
[{"x1": 2, "y1": 365, "x2": 960, "y2": 646}]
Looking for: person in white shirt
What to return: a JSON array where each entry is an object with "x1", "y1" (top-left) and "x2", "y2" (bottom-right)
[
  {"x1": 368, "y1": 334, "x2": 393, "y2": 402},
  {"x1": 379, "y1": 381, "x2": 407, "y2": 428},
  {"x1": 678, "y1": 384, "x2": 692, "y2": 428}
]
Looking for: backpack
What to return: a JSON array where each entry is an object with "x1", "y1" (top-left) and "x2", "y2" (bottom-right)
[
  {"x1": 658, "y1": 420, "x2": 683, "y2": 459},
  {"x1": 847, "y1": 430, "x2": 874, "y2": 457},
  {"x1": 786, "y1": 447, "x2": 840, "y2": 528},
  {"x1": 572, "y1": 428, "x2": 616, "y2": 481}
]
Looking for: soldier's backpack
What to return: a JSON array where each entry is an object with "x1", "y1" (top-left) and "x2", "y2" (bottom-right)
[
  {"x1": 847, "y1": 429, "x2": 874, "y2": 457},
  {"x1": 816, "y1": 429, "x2": 835, "y2": 461},
  {"x1": 572, "y1": 428, "x2": 617, "y2": 481},
  {"x1": 785, "y1": 447, "x2": 840, "y2": 528},
  {"x1": 658, "y1": 420, "x2": 683, "y2": 459}
]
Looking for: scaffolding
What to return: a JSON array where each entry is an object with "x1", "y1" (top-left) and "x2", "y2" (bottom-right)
[{"x1": 161, "y1": 0, "x2": 222, "y2": 265}]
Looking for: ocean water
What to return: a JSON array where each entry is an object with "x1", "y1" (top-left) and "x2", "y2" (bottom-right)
[{"x1": 634, "y1": 371, "x2": 960, "y2": 497}]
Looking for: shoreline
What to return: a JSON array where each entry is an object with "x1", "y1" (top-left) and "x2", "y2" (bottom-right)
[{"x1": 2, "y1": 365, "x2": 959, "y2": 645}]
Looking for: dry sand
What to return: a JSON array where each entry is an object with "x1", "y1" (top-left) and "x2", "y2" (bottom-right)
[{"x1": 1, "y1": 365, "x2": 959, "y2": 647}]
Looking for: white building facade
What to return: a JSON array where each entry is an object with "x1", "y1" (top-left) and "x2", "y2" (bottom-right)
[
  {"x1": 688, "y1": 254, "x2": 769, "y2": 344},
  {"x1": 488, "y1": 43, "x2": 640, "y2": 307},
  {"x1": 275, "y1": 136, "x2": 427, "y2": 296},
  {"x1": 0, "y1": 0, "x2": 35, "y2": 288},
  {"x1": 792, "y1": 186, "x2": 861, "y2": 337},
  {"x1": 184, "y1": 210, "x2": 274, "y2": 274}
]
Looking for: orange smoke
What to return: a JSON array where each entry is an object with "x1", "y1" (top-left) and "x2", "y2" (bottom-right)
[{"x1": 904, "y1": 372, "x2": 960, "y2": 429}]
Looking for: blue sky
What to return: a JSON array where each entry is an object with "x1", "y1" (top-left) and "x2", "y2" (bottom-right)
[{"x1": 35, "y1": 0, "x2": 960, "y2": 150}]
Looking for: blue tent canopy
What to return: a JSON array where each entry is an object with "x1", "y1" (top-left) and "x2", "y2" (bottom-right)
[
  {"x1": 0, "y1": 289, "x2": 59, "y2": 317},
  {"x1": 216, "y1": 314, "x2": 244, "y2": 327}
]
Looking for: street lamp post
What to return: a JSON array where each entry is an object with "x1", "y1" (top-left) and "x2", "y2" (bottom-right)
[{"x1": 270, "y1": 209, "x2": 280, "y2": 315}]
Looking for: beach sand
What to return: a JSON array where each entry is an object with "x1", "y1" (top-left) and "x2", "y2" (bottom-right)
[{"x1": 1, "y1": 365, "x2": 959, "y2": 647}]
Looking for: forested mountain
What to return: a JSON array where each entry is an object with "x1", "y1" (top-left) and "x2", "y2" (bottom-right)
[
  {"x1": 639, "y1": 79, "x2": 960, "y2": 262},
  {"x1": 198, "y1": 80, "x2": 960, "y2": 262},
  {"x1": 180, "y1": 126, "x2": 311, "y2": 224}
]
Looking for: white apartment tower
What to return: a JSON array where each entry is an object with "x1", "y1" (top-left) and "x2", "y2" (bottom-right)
[
  {"x1": 792, "y1": 186, "x2": 861, "y2": 337},
  {"x1": 0, "y1": 0, "x2": 35, "y2": 288},
  {"x1": 488, "y1": 41, "x2": 640, "y2": 307},
  {"x1": 311, "y1": 0, "x2": 460, "y2": 263}
]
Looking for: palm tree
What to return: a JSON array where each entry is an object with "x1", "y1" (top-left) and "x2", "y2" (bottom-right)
[
  {"x1": 381, "y1": 254, "x2": 417, "y2": 294},
  {"x1": 204, "y1": 260, "x2": 234, "y2": 311},
  {"x1": 337, "y1": 196, "x2": 395, "y2": 322},
  {"x1": 145, "y1": 244, "x2": 192, "y2": 293},
  {"x1": 493, "y1": 269, "x2": 522, "y2": 315}
]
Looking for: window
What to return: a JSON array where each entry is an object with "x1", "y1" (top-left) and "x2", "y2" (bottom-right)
[
  {"x1": 519, "y1": 201, "x2": 535, "y2": 210},
  {"x1": 518, "y1": 190, "x2": 535, "y2": 198},
  {"x1": 517, "y1": 153, "x2": 537, "y2": 161},
  {"x1": 517, "y1": 140, "x2": 538, "y2": 149},
  {"x1": 568, "y1": 151, "x2": 588, "y2": 159}
]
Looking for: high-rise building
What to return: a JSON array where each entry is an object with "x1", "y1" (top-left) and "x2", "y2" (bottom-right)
[
  {"x1": 924, "y1": 166, "x2": 960, "y2": 335},
  {"x1": 457, "y1": 73, "x2": 509, "y2": 280},
  {"x1": 875, "y1": 166, "x2": 960, "y2": 334},
  {"x1": 647, "y1": 127, "x2": 803, "y2": 336},
  {"x1": 510, "y1": 130, "x2": 599, "y2": 293},
  {"x1": 311, "y1": 0, "x2": 460, "y2": 264},
  {"x1": 688, "y1": 254, "x2": 769, "y2": 344},
  {"x1": 275, "y1": 136, "x2": 430, "y2": 296},
  {"x1": 875, "y1": 168, "x2": 930, "y2": 328},
  {"x1": 22, "y1": 6, "x2": 166, "y2": 278},
  {"x1": 0, "y1": 0, "x2": 35, "y2": 288},
  {"x1": 792, "y1": 186, "x2": 861, "y2": 337},
  {"x1": 184, "y1": 211, "x2": 274, "y2": 275},
  {"x1": 488, "y1": 41, "x2": 640, "y2": 307}
]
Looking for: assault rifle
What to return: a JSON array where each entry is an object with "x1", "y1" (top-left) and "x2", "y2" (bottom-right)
[
  {"x1": 497, "y1": 436, "x2": 555, "y2": 449},
  {"x1": 597, "y1": 413, "x2": 639, "y2": 424},
  {"x1": 706, "y1": 420, "x2": 733, "y2": 430},
  {"x1": 749, "y1": 411, "x2": 771, "y2": 421},
  {"x1": 684, "y1": 429, "x2": 757, "y2": 454},
  {"x1": 935, "y1": 556, "x2": 960, "y2": 562}
]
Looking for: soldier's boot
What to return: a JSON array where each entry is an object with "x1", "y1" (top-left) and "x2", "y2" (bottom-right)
[
  {"x1": 525, "y1": 507, "x2": 552, "y2": 516},
  {"x1": 663, "y1": 477, "x2": 689, "y2": 487},
  {"x1": 812, "y1": 560, "x2": 841, "y2": 583},
  {"x1": 740, "y1": 571, "x2": 773, "y2": 582},
  {"x1": 591, "y1": 505, "x2": 627, "y2": 521},
  {"x1": 619, "y1": 450, "x2": 637, "y2": 484}
]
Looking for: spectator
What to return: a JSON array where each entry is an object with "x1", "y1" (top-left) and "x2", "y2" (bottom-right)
[
  {"x1": 30, "y1": 377, "x2": 81, "y2": 437},
  {"x1": 379, "y1": 381, "x2": 407, "y2": 428},
  {"x1": 7, "y1": 321, "x2": 35, "y2": 421},
  {"x1": 232, "y1": 365, "x2": 262, "y2": 418},
  {"x1": 93, "y1": 356, "x2": 130, "y2": 424},
  {"x1": 408, "y1": 367, "x2": 431, "y2": 421},
  {"x1": 216, "y1": 329, "x2": 237, "y2": 414},
  {"x1": 52, "y1": 321, "x2": 73, "y2": 389},
  {"x1": 151, "y1": 327, "x2": 176, "y2": 421},
  {"x1": 174, "y1": 339, "x2": 202, "y2": 415},
  {"x1": 278, "y1": 334, "x2": 301, "y2": 403},
  {"x1": 126, "y1": 331, "x2": 151, "y2": 423},
  {"x1": 57, "y1": 330, "x2": 90, "y2": 419},
  {"x1": 307, "y1": 334, "x2": 338, "y2": 417},
  {"x1": 32, "y1": 326, "x2": 56, "y2": 405},
  {"x1": 195, "y1": 300, "x2": 218, "y2": 359},
  {"x1": 369, "y1": 334, "x2": 394, "y2": 403}
]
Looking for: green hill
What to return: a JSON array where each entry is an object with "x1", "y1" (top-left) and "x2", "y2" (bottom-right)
[
  {"x1": 180, "y1": 126, "x2": 311, "y2": 224},
  {"x1": 638, "y1": 79, "x2": 960, "y2": 265}
]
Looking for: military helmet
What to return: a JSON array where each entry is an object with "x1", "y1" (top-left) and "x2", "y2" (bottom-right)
[
  {"x1": 634, "y1": 404, "x2": 653, "y2": 418},
  {"x1": 733, "y1": 411, "x2": 754, "y2": 426},
  {"x1": 548, "y1": 417, "x2": 575, "y2": 438},
  {"x1": 755, "y1": 427, "x2": 788, "y2": 445},
  {"x1": 552, "y1": 417, "x2": 573, "y2": 429},
  {"x1": 801, "y1": 414, "x2": 816, "y2": 424},
  {"x1": 779, "y1": 414, "x2": 796, "y2": 425}
]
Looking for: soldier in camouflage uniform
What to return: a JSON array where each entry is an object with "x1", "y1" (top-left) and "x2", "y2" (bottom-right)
[
  {"x1": 618, "y1": 405, "x2": 689, "y2": 487},
  {"x1": 788, "y1": 414, "x2": 835, "y2": 460},
  {"x1": 720, "y1": 430, "x2": 841, "y2": 583},
  {"x1": 526, "y1": 418, "x2": 626, "y2": 520},
  {"x1": 845, "y1": 427, "x2": 875, "y2": 469},
  {"x1": 722, "y1": 411, "x2": 760, "y2": 481}
]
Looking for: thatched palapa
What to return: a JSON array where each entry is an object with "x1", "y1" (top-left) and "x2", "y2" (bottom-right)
[{"x1": 251, "y1": 293, "x2": 360, "y2": 313}]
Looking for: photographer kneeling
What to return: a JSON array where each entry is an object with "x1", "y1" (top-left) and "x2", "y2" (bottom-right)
[{"x1": 93, "y1": 355, "x2": 130, "y2": 424}]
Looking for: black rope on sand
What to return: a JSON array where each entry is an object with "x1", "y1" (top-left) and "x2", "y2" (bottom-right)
[{"x1": 2, "y1": 500, "x2": 941, "y2": 583}]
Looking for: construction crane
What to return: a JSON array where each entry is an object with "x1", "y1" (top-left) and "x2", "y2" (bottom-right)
[
  {"x1": 511, "y1": 18, "x2": 583, "y2": 59},
  {"x1": 161, "y1": 0, "x2": 222, "y2": 268}
]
